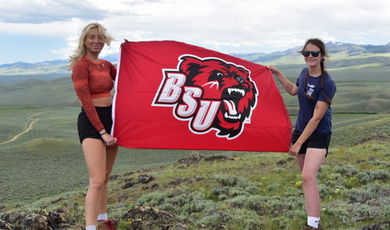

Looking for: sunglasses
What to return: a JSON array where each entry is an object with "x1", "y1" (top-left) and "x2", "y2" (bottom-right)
[{"x1": 301, "y1": 51, "x2": 321, "y2": 57}]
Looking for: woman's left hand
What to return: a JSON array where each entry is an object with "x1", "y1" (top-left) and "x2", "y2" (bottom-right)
[{"x1": 101, "y1": 133, "x2": 117, "y2": 146}]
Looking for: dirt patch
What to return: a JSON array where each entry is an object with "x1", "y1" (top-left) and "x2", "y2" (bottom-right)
[
  {"x1": 177, "y1": 152, "x2": 234, "y2": 167},
  {"x1": 122, "y1": 174, "x2": 155, "y2": 189},
  {"x1": 362, "y1": 221, "x2": 390, "y2": 230},
  {"x1": 122, "y1": 206, "x2": 187, "y2": 230},
  {"x1": 0, "y1": 209, "x2": 72, "y2": 230},
  {"x1": 167, "y1": 177, "x2": 203, "y2": 188}
]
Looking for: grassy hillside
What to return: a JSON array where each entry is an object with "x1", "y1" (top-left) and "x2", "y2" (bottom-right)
[
  {"x1": 0, "y1": 76, "x2": 389, "y2": 208},
  {"x1": 0, "y1": 60, "x2": 68, "y2": 76},
  {"x1": 278, "y1": 81, "x2": 390, "y2": 114},
  {"x1": 0, "y1": 72, "x2": 389, "y2": 229},
  {"x1": 0, "y1": 73, "x2": 69, "y2": 85},
  {"x1": 0, "y1": 106, "x2": 224, "y2": 207},
  {"x1": 0, "y1": 114, "x2": 388, "y2": 229},
  {"x1": 274, "y1": 64, "x2": 390, "y2": 82},
  {"x1": 1, "y1": 76, "x2": 390, "y2": 113},
  {"x1": 0, "y1": 77, "x2": 77, "y2": 106},
  {"x1": 109, "y1": 132, "x2": 389, "y2": 230},
  {"x1": 259, "y1": 47, "x2": 390, "y2": 82},
  {"x1": 1, "y1": 42, "x2": 390, "y2": 83}
]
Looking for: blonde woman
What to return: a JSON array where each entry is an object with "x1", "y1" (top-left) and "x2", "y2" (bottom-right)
[{"x1": 70, "y1": 22, "x2": 117, "y2": 230}]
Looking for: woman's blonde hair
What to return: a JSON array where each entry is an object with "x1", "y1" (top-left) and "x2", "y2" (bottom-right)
[{"x1": 69, "y1": 22, "x2": 113, "y2": 69}]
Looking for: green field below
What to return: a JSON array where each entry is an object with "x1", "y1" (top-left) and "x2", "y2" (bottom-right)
[
  {"x1": 0, "y1": 106, "x2": 234, "y2": 206},
  {"x1": 0, "y1": 77, "x2": 389, "y2": 206},
  {"x1": 0, "y1": 77, "x2": 389, "y2": 229},
  {"x1": 0, "y1": 106, "x2": 388, "y2": 206},
  {"x1": 0, "y1": 109, "x2": 388, "y2": 229}
]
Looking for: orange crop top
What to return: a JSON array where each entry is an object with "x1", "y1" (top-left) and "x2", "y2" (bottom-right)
[{"x1": 71, "y1": 56, "x2": 117, "y2": 131}]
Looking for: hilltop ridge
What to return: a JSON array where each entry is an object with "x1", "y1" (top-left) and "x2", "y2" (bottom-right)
[
  {"x1": 1, "y1": 113, "x2": 389, "y2": 229},
  {"x1": 0, "y1": 41, "x2": 389, "y2": 81}
]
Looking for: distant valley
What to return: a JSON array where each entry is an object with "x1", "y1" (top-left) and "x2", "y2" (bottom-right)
[
  {"x1": 0, "y1": 41, "x2": 389, "y2": 82},
  {"x1": 0, "y1": 41, "x2": 389, "y2": 229}
]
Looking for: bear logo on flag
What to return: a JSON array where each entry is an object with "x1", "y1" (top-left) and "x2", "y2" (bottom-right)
[{"x1": 153, "y1": 55, "x2": 258, "y2": 139}]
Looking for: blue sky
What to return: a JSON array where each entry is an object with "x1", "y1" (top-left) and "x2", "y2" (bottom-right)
[{"x1": 0, "y1": 0, "x2": 389, "y2": 64}]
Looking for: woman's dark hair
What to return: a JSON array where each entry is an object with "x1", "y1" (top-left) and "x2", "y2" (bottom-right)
[{"x1": 302, "y1": 38, "x2": 327, "y2": 74}]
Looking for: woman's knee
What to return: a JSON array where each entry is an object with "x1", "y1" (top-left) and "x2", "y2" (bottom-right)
[
  {"x1": 301, "y1": 172, "x2": 317, "y2": 184},
  {"x1": 89, "y1": 177, "x2": 108, "y2": 190}
]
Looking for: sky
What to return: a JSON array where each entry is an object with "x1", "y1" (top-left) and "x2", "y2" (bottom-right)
[{"x1": 0, "y1": 0, "x2": 389, "y2": 64}]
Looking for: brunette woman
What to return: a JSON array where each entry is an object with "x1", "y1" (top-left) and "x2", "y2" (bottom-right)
[{"x1": 269, "y1": 38, "x2": 336, "y2": 229}]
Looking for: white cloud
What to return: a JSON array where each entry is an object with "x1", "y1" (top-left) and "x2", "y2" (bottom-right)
[
  {"x1": 98, "y1": 0, "x2": 390, "y2": 52},
  {"x1": 1, "y1": 0, "x2": 390, "y2": 63}
]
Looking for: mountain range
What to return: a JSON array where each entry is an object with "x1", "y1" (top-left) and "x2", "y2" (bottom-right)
[{"x1": 0, "y1": 41, "x2": 389, "y2": 81}]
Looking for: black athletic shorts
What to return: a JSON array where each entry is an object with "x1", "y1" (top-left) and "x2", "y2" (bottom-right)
[
  {"x1": 77, "y1": 106, "x2": 113, "y2": 144},
  {"x1": 292, "y1": 130, "x2": 331, "y2": 156}
]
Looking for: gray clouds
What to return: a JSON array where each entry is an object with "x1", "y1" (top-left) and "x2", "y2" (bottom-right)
[
  {"x1": 0, "y1": 0, "x2": 106, "y2": 23},
  {"x1": 0, "y1": 0, "x2": 389, "y2": 62}
]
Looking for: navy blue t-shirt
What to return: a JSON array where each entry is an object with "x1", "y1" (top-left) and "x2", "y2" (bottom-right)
[{"x1": 295, "y1": 68, "x2": 336, "y2": 134}]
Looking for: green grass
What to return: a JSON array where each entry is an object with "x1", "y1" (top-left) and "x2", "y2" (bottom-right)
[
  {"x1": 0, "y1": 107, "x2": 384, "y2": 206},
  {"x1": 0, "y1": 77, "x2": 77, "y2": 106},
  {"x1": 106, "y1": 136, "x2": 389, "y2": 229},
  {"x1": 0, "y1": 79, "x2": 389, "y2": 207},
  {"x1": 1, "y1": 111, "x2": 389, "y2": 229},
  {"x1": 331, "y1": 114, "x2": 390, "y2": 146},
  {"x1": 279, "y1": 81, "x2": 390, "y2": 114},
  {"x1": 0, "y1": 106, "x2": 42, "y2": 141},
  {"x1": 0, "y1": 77, "x2": 389, "y2": 229},
  {"x1": 274, "y1": 64, "x2": 390, "y2": 82},
  {"x1": 0, "y1": 106, "x2": 235, "y2": 206},
  {"x1": 0, "y1": 105, "x2": 38, "y2": 114},
  {"x1": 331, "y1": 113, "x2": 379, "y2": 129}
]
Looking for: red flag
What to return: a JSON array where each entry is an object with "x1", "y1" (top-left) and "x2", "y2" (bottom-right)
[{"x1": 112, "y1": 41, "x2": 291, "y2": 152}]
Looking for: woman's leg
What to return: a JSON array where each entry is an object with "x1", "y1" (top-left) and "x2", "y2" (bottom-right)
[
  {"x1": 296, "y1": 154, "x2": 305, "y2": 172},
  {"x1": 97, "y1": 145, "x2": 118, "y2": 217},
  {"x1": 82, "y1": 138, "x2": 107, "y2": 226},
  {"x1": 301, "y1": 148, "x2": 326, "y2": 217}
]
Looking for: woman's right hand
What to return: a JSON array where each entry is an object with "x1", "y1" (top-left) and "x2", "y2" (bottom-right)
[
  {"x1": 268, "y1": 65, "x2": 281, "y2": 76},
  {"x1": 101, "y1": 133, "x2": 117, "y2": 146}
]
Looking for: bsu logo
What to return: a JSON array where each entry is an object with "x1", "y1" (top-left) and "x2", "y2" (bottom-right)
[{"x1": 152, "y1": 55, "x2": 258, "y2": 139}]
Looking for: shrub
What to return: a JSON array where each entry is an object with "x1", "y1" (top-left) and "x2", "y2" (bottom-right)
[
  {"x1": 227, "y1": 195, "x2": 302, "y2": 217},
  {"x1": 224, "y1": 209, "x2": 263, "y2": 230},
  {"x1": 345, "y1": 188, "x2": 374, "y2": 203},
  {"x1": 213, "y1": 174, "x2": 239, "y2": 186},
  {"x1": 135, "y1": 191, "x2": 172, "y2": 207},
  {"x1": 322, "y1": 201, "x2": 352, "y2": 224},
  {"x1": 343, "y1": 176, "x2": 360, "y2": 189},
  {"x1": 134, "y1": 189, "x2": 219, "y2": 224},
  {"x1": 209, "y1": 175, "x2": 259, "y2": 201},
  {"x1": 318, "y1": 184, "x2": 332, "y2": 197},
  {"x1": 334, "y1": 164, "x2": 359, "y2": 176},
  {"x1": 356, "y1": 169, "x2": 389, "y2": 183},
  {"x1": 195, "y1": 211, "x2": 231, "y2": 229},
  {"x1": 266, "y1": 183, "x2": 280, "y2": 191},
  {"x1": 180, "y1": 195, "x2": 215, "y2": 215},
  {"x1": 271, "y1": 167, "x2": 285, "y2": 173},
  {"x1": 353, "y1": 204, "x2": 387, "y2": 221},
  {"x1": 213, "y1": 174, "x2": 255, "y2": 188}
]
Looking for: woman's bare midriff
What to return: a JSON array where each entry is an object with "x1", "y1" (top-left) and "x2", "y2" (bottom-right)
[
  {"x1": 92, "y1": 97, "x2": 112, "y2": 107},
  {"x1": 79, "y1": 97, "x2": 112, "y2": 107}
]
